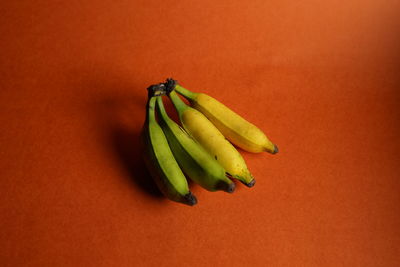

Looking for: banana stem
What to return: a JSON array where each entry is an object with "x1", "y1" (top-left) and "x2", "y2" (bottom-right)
[
  {"x1": 169, "y1": 90, "x2": 189, "y2": 117},
  {"x1": 156, "y1": 96, "x2": 170, "y2": 123},
  {"x1": 147, "y1": 96, "x2": 157, "y2": 122},
  {"x1": 174, "y1": 85, "x2": 198, "y2": 101}
]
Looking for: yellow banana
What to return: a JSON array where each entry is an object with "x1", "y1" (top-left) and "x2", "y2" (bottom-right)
[
  {"x1": 165, "y1": 79, "x2": 278, "y2": 154},
  {"x1": 167, "y1": 89, "x2": 255, "y2": 187}
]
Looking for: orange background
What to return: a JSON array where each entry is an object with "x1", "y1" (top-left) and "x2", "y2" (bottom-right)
[{"x1": 1, "y1": 0, "x2": 399, "y2": 266}]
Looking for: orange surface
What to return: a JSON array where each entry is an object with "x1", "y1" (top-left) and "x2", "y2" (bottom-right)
[{"x1": 1, "y1": 0, "x2": 400, "y2": 266}]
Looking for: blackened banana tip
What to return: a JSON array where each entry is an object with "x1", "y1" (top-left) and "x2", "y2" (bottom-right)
[
  {"x1": 246, "y1": 179, "x2": 256, "y2": 188},
  {"x1": 273, "y1": 144, "x2": 279, "y2": 154},
  {"x1": 184, "y1": 192, "x2": 197, "y2": 206},
  {"x1": 226, "y1": 182, "x2": 236, "y2": 193}
]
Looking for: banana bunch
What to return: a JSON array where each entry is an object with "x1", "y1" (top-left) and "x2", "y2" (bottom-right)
[{"x1": 142, "y1": 79, "x2": 278, "y2": 206}]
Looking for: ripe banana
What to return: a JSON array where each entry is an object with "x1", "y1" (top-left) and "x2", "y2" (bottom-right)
[
  {"x1": 156, "y1": 95, "x2": 235, "y2": 193},
  {"x1": 167, "y1": 89, "x2": 255, "y2": 187},
  {"x1": 166, "y1": 79, "x2": 278, "y2": 154},
  {"x1": 142, "y1": 93, "x2": 197, "y2": 206}
]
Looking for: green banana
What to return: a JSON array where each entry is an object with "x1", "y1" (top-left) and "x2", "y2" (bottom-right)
[
  {"x1": 142, "y1": 93, "x2": 197, "y2": 206},
  {"x1": 155, "y1": 95, "x2": 235, "y2": 193}
]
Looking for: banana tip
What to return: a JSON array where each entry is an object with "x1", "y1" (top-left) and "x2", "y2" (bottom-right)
[
  {"x1": 225, "y1": 182, "x2": 236, "y2": 193},
  {"x1": 183, "y1": 192, "x2": 197, "y2": 206},
  {"x1": 246, "y1": 179, "x2": 256, "y2": 188},
  {"x1": 272, "y1": 144, "x2": 279, "y2": 154}
]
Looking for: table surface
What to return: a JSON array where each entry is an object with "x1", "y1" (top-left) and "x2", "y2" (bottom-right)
[{"x1": 1, "y1": 0, "x2": 399, "y2": 266}]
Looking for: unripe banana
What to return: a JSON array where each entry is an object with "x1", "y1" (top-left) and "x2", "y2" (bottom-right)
[
  {"x1": 167, "y1": 90, "x2": 255, "y2": 187},
  {"x1": 167, "y1": 79, "x2": 278, "y2": 154},
  {"x1": 142, "y1": 94, "x2": 197, "y2": 206},
  {"x1": 156, "y1": 95, "x2": 235, "y2": 193}
]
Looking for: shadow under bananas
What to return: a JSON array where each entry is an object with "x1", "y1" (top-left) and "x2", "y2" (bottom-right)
[
  {"x1": 110, "y1": 125, "x2": 163, "y2": 198},
  {"x1": 80, "y1": 69, "x2": 164, "y2": 199}
]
